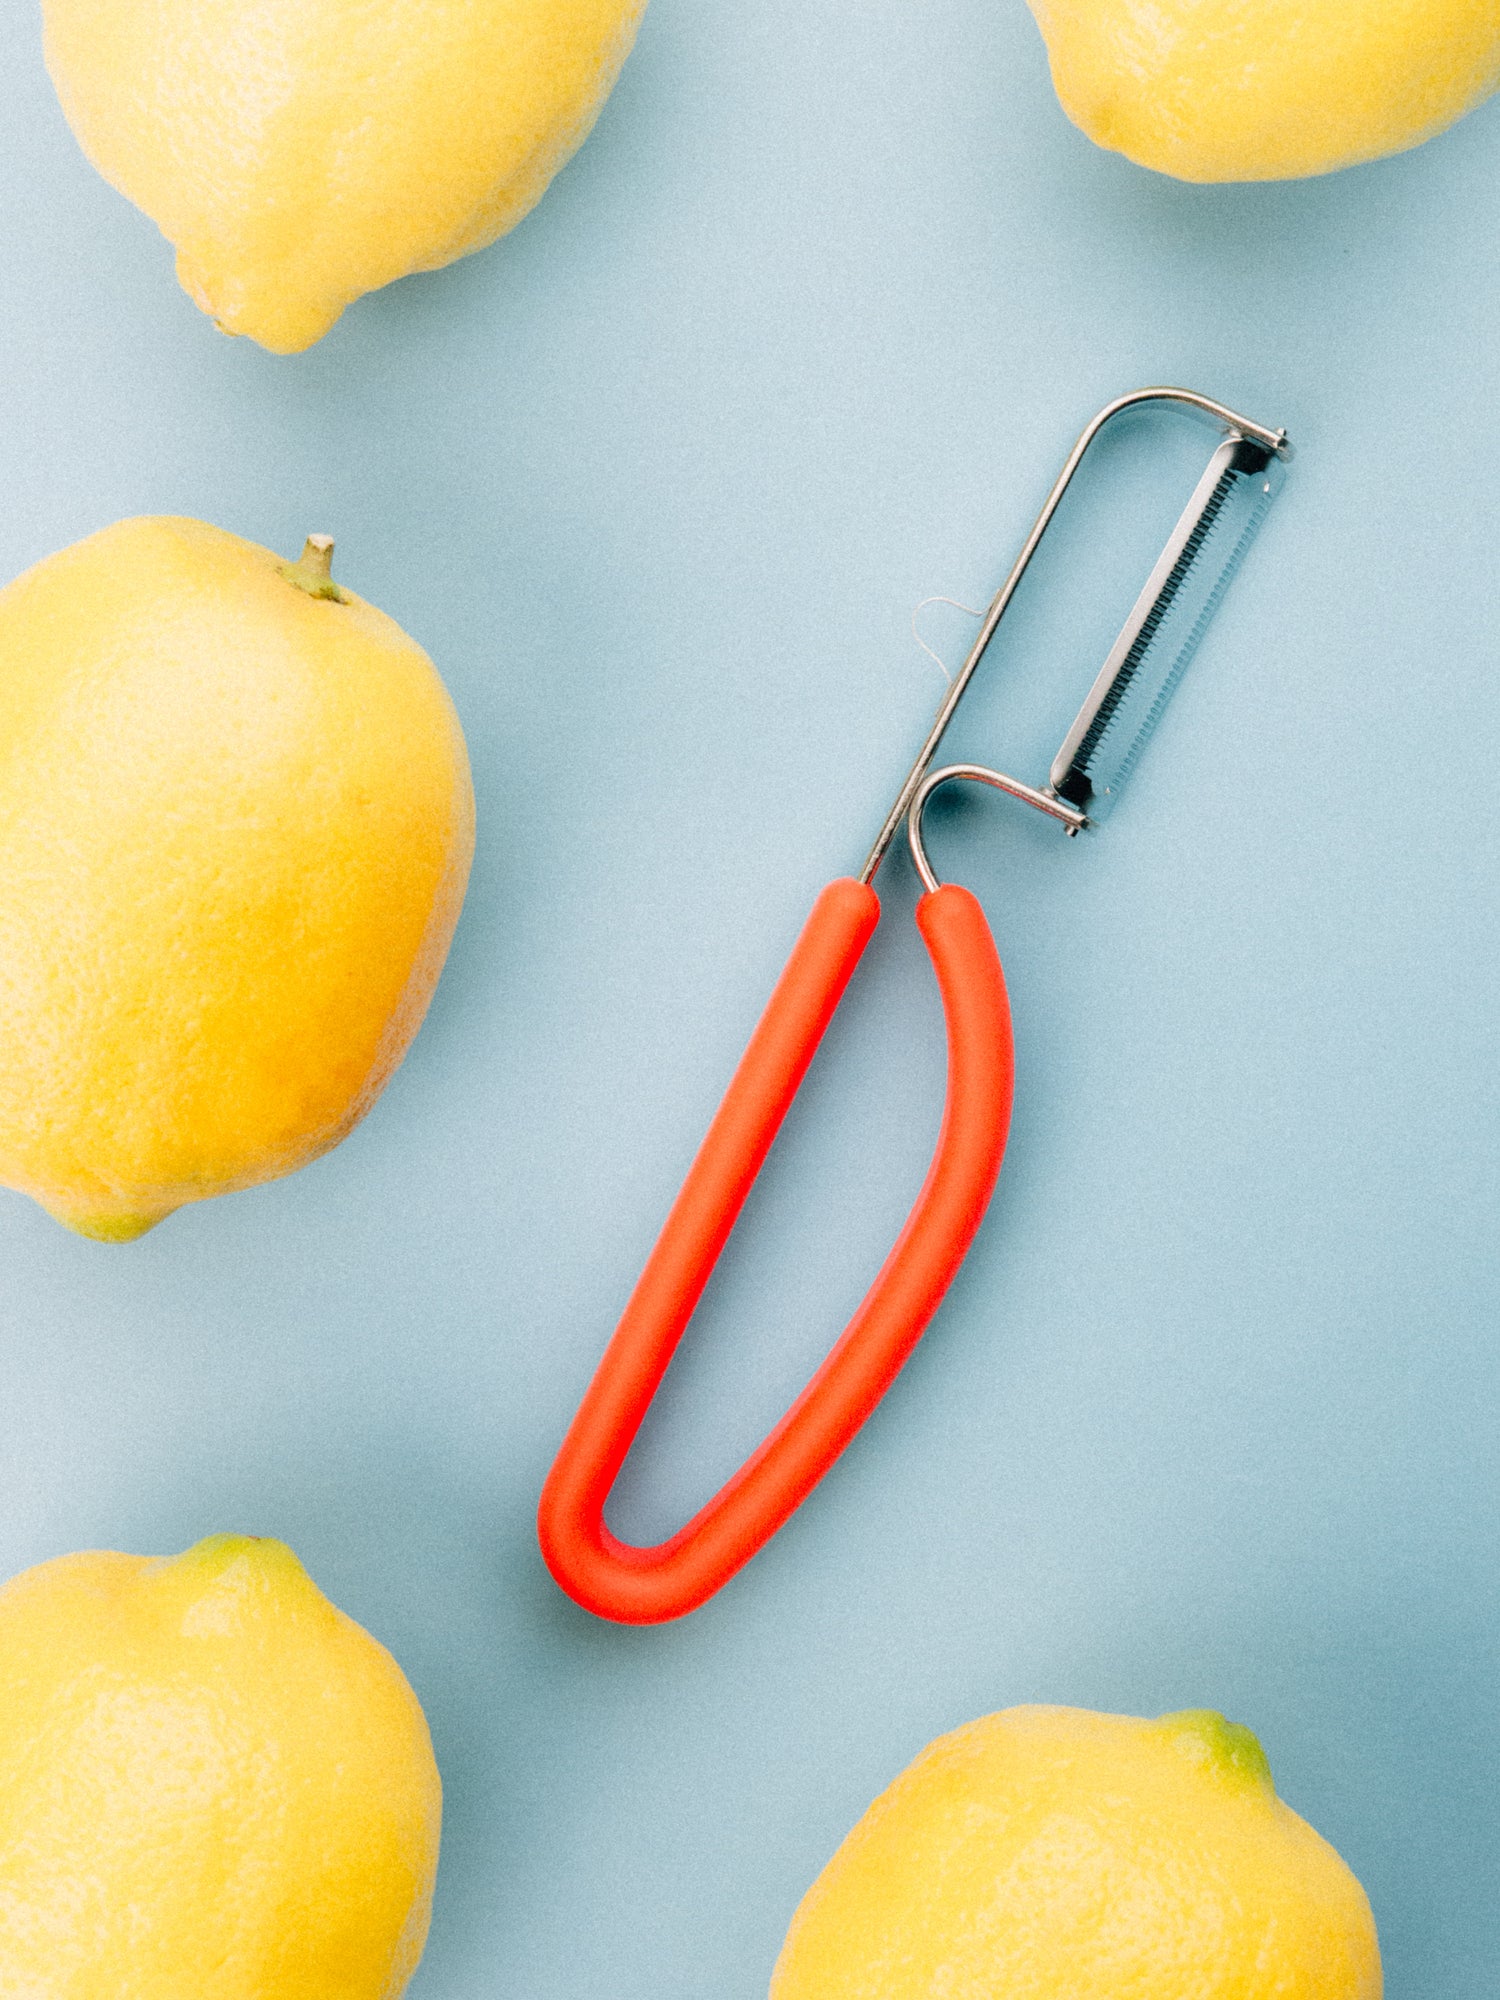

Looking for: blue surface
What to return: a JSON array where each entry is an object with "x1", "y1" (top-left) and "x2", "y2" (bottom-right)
[{"x1": 2, "y1": 2, "x2": 1498, "y2": 1992}]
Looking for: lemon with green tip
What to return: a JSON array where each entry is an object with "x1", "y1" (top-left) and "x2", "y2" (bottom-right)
[
  {"x1": 0, "y1": 515, "x2": 473, "y2": 1241},
  {"x1": 1026, "y1": 0, "x2": 1500, "y2": 181},
  {"x1": 0, "y1": 1533, "x2": 441, "y2": 1998},
  {"x1": 772, "y1": 1704, "x2": 1381, "y2": 2000},
  {"x1": 42, "y1": 0, "x2": 648, "y2": 353}
]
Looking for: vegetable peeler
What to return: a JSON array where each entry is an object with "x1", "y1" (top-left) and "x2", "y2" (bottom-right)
[{"x1": 539, "y1": 387, "x2": 1291, "y2": 1624}]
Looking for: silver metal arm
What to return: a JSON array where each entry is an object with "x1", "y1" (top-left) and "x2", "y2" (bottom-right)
[{"x1": 858, "y1": 388, "x2": 1292, "y2": 886}]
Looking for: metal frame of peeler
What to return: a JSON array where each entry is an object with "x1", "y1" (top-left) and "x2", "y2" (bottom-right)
[{"x1": 539, "y1": 387, "x2": 1293, "y2": 1625}]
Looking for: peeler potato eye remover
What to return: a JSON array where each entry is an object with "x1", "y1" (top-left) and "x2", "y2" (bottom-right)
[{"x1": 539, "y1": 387, "x2": 1291, "y2": 1624}]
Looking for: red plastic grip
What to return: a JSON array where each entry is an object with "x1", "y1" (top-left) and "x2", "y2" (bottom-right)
[{"x1": 537, "y1": 877, "x2": 1014, "y2": 1623}]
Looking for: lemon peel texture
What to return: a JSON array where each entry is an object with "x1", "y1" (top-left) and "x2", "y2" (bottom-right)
[
  {"x1": 42, "y1": 0, "x2": 649, "y2": 351},
  {"x1": 0, "y1": 516, "x2": 474, "y2": 1240},
  {"x1": 0, "y1": 1534, "x2": 442, "y2": 1999},
  {"x1": 1026, "y1": 0, "x2": 1500, "y2": 181},
  {"x1": 771, "y1": 1704, "x2": 1382, "y2": 2000}
]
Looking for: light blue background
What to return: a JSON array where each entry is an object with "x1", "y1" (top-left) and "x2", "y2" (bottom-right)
[{"x1": 1, "y1": 2, "x2": 1497, "y2": 1992}]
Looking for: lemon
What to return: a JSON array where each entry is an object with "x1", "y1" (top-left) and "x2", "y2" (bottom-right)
[
  {"x1": 0, "y1": 516, "x2": 473, "y2": 1242},
  {"x1": 41, "y1": 0, "x2": 647, "y2": 353},
  {"x1": 1026, "y1": 0, "x2": 1500, "y2": 180},
  {"x1": 0, "y1": 1533, "x2": 441, "y2": 1998},
  {"x1": 772, "y1": 1704, "x2": 1381, "y2": 2000}
]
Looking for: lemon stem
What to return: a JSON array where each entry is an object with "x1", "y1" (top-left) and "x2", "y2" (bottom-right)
[{"x1": 280, "y1": 534, "x2": 348, "y2": 603}]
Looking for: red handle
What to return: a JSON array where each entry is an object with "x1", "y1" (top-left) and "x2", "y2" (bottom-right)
[{"x1": 537, "y1": 877, "x2": 1014, "y2": 1623}]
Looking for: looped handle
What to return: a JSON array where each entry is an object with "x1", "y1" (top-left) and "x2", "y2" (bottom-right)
[{"x1": 538, "y1": 876, "x2": 1014, "y2": 1624}]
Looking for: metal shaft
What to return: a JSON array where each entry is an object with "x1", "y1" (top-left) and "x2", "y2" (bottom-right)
[{"x1": 857, "y1": 387, "x2": 1290, "y2": 886}]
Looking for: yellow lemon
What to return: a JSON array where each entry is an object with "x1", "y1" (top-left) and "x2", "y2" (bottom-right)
[
  {"x1": 42, "y1": 0, "x2": 648, "y2": 353},
  {"x1": 1026, "y1": 0, "x2": 1500, "y2": 180},
  {"x1": 0, "y1": 1533, "x2": 441, "y2": 1998},
  {"x1": 0, "y1": 516, "x2": 473, "y2": 1242},
  {"x1": 772, "y1": 1704, "x2": 1381, "y2": 2000}
]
